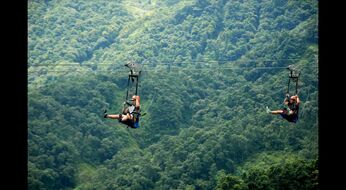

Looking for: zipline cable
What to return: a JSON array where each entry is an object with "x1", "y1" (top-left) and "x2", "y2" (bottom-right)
[
  {"x1": 28, "y1": 64, "x2": 318, "y2": 74},
  {"x1": 28, "y1": 57, "x2": 312, "y2": 67}
]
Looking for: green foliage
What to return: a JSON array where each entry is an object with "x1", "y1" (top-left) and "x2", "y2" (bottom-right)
[
  {"x1": 28, "y1": 0, "x2": 318, "y2": 189},
  {"x1": 214, "y1": 153, "x2": 318, "y2": 190},
  {"x1": 215, "y1": 170, "x2": 246, "y2": 190},
  {"x1": 241, "y1": 153, "x2": 319, "y2": 190}
]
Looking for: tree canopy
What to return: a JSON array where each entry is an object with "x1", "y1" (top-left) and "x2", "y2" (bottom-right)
[{"x1": 28, "y1": 0, "x2": 318, "y2": 189}]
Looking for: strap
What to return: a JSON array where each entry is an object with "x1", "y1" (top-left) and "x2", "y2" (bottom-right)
[
  {"x1": 125, "y1": 75, "x2": 131, "y2": 101},
  {"x1": 286, "y1": 66, "x2": 300, "y2": 96},
  {"x1": 295, "y1": 78, "x2": 298, "y2": 95},
  {"x1": 287, "y1": 78, "x2": 291, "y2": 95}
]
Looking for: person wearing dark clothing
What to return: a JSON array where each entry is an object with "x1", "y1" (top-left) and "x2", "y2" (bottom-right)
[
  {"x1": 266, "y1": 94, "x2": 300, "y2": 123},
  {"x1": 104, "y1": 95, "x2": 141, "y2": 128}
]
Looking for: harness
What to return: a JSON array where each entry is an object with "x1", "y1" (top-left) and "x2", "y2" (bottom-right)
[
  {"x1": 286, "y1": 65, "x2": 300, "y2": 96},
  {"x1": 287, "y1": 102, "x2": 299, "y2": 114}
]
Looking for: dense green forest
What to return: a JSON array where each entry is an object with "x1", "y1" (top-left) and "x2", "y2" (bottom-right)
[{"x1": 28, "y1": 0, "x2": 318, "y2": 189}]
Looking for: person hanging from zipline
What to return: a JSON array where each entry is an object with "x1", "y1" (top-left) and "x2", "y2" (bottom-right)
[
  {"x1": 104, "y1": 95, "x2": 141, "y2": 128},
  {"x1": 266, "y1": 64, "x2": 301, "y2": 123},
  {"x1": 104, "y1": 62, "x2": 142, "y2": 128},
  {"x1": 266, "y1": 94, "x2": 300, "y2": 123}
]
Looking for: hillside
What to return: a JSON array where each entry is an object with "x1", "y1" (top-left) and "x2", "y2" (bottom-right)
[{"x1": 28, "y1": 0, "x2": 318, "y2": 189}]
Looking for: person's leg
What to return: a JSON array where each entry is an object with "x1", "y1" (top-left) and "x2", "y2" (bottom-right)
[
  {"x1": 122, "y1": 113, "x2": 133, "y2": 121},
  {"x1": 106, "y1": 114, "x2": 121, "y2": 119},
  {"x1": 270, "y1": 110, "x2": 284, "y2": 114},
  {"x1": 266, "y1": 106, "x2": 285, "y2": 114},
  {"x1": 106, "y1": 114, "x2": 130, "y2": 121}
]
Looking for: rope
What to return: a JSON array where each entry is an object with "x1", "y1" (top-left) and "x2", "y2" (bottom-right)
[{"x1": 144, "y1": 94, "x2": 156, "y2": 113}]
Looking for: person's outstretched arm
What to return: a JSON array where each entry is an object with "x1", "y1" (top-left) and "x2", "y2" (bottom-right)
[
  {"x1": 295, "y1": 95, "x2": 300, "y2": 105},
  {"x1": 135, "y1": 96, "x2": 140, "y2": 110}
]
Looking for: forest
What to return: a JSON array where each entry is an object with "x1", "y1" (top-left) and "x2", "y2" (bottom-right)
[{"x1": 28, "y1": 0, "x2": 318, "y2": 189}]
